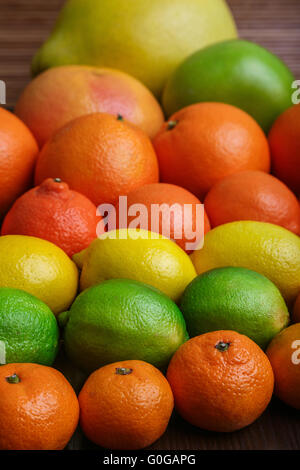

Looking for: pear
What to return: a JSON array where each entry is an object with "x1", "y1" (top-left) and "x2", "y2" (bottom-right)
[{"x1": 32, "y1": 0, "x2": 237, "y2": 97}]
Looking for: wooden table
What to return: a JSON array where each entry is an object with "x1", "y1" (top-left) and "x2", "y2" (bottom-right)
[{"x1": 1, "y1": 0, "x2": 300, "y2": 451}]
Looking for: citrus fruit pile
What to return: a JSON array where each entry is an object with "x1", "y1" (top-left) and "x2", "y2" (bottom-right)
[{"x1": 0, "y1": 0, "x2": 300, "y2": 451}]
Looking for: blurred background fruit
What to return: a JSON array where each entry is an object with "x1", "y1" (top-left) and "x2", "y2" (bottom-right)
[
  {"x1": 293, "y1": 293, "x2": 300, "y2": 323},
  {"x1": 191, "y1": 221, "x2": 300, "y2": 305},
  {"x1": 0, "y1": 108, "x2": 38, "y2": 219},
  {"x1": 1, "y1": 178, "x2": 104, "y2": 257},
  {"x1": 180, "y1": 267, "x2": 289, "y2": 349},
  {"x1": 35, "y1": 113, "x2": 159, "y2": 206},
  {"x1": 267, "y1": 324, "x2": 300, "y2": 409},
  {"x1": 15, "y1": 66, "x2": 164, "y2": 146},
  {"x1": 0, "y1": 287, "x2": 59, "y2": 365},
  {"x1": 0, "y1": 235, "x2": 78, "y2": 315},
  {"x1": 204, "y1": 170, "x2": 300, "y2": 234},
  {"x1": 60, "y1": 279, "x2": 188, "y2": 372},
  {"x1": 79, "y1": 360, "x2": 174, "y2": 450},
  {"x1": 167, "y1": 331, "x2": 274, "y2": 432},
  {"x1": 32, "y1": 0, "x2": 237, "y2": 97},
  {"x1": 116, "y1": 183, "x2": 210, "y2": 253},
  {"x1": 73, "y1": 229, "x2": 196, "y2": 302},
  {"x1": 163, "y1": 39, "x2": 294, "y2": 132},
  {"x1": 269, "y1": 104, "x2": 300, "y2": 196},
  {"x1": 0, "y1": 363, "x2": 79, "y2": 450},
  {"x1": 153, "y1": 103, "x2": 270, "y2": 200}
]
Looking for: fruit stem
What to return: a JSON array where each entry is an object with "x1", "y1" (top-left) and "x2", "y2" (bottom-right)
[
  {"x1": 167, "y1": 120, "x2": 178, "y2": 130},
  {"x1": 115, "y1": 367, "x2": 133, "y2": 375},
  {"x1": 6, "y1": 374, "x2": 20, "y2": 384},
  {"x1": 117, "y1": 114, "x2": 124, "y2": 121},
  {"x1": 215, "y1": 341, "x2": 231, "y2": 352},
  {"x1": 53, "y1": 178, "x2": 62, "y2": 183}
]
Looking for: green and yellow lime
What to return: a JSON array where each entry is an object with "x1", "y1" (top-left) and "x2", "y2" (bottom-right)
[
  {"x1": 60, "y1": 278, "x2": 189, "y2": 372},
  {"x1": 181, "y1": 267, "x2": 289, "y2": 349},
  {"x1": 163, "y1": 39, "x2": 294, "y2": 131},
  {"x1": 0, "y1": 287, "x2": 59, "y2": 365}
]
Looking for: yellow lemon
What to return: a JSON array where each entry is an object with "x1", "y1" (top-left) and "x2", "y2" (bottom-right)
[
  {"x1": 73, "y1": 229, "x2": 196, "y2": 302},
  {"x1": 191, "y1": 221, "x2": 300, "y2": 305},
  {"x1": 0, "y1": 235, "x2": 78, "y2": 314}
]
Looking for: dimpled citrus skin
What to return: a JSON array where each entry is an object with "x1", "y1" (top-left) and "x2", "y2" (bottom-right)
[
  {"x1": 167, "y1": 331, "x2": 274, "y2": 432},
  {"x1": 180, "y1": 267, "x2": 289, "y2": 350},
  {"x1": 191, "y1": 221, "x2": 300, "y2": 306},
  {"x1": 62, "y1": 279, "x2": 189, "y2": 373},
  {"x1": 266, "y1": 324, "x2": 300, "y2": 409},
  {"x1": 0, "y1": 235, "x2": 78, "y2": 315},
  {"x1": 116, "y1": 182, "x2": 211, "y2": 253},
  {"x1": 73, "y1": 229, "x2": 196, "y2": 302},
  {"x1": 153, "y1": 102, "x2": 270, "y2": 200},
  {"x1": 0, "y1": 363, "x2": 79, "y2": 450},
  {"x1": 35, "y1": 113, "x2": 159, "y2": 206},
  {"x1": 1, "y1": 178, "x2": 103, "y2": 257},
  {"x1": 79, "y1": 360, "x2": 174, "y2": 450},
  {"x1": 0, "y1": 108, "x2": 38, "y2": 218},
  {"x1": 204, "y1": 170, "x2": 300, "y2": 234},
  {"x1": 269, "y1": 104, "x2": 300, "y2": 196},
  {"x1": 0, "y1": 287, "x2": 59, "y2": 365}
]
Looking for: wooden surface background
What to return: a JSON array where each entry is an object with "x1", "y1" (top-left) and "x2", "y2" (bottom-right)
[
  {"x1": 0, "y1": 0, "x2": 300, "y2": 451},
  {"x1": 0, "y1": 0, "x2": 300, "y2": 107}
]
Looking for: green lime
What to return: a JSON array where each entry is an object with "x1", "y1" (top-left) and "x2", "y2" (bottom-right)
[
  {"x1": 163, "y1": 39, "x2": 294, "y2": 132},
  {"x1": 0, "y1": 287, "x2": 59, "y2": 365},
  {"x1": 180, "y1": 267, "x2": 289, "y2": 349},
  {"x1": 60, "y1": 279, "x2": 189, "y2": 372}
]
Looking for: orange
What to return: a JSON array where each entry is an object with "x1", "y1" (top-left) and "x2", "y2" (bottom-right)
[
  {"x1": 269, "y1": 104, "x2": 300, "y2": 196},
  {"x1": 153, "y1": 103, "x2": 270, "y2": 200},
  {"x1": 293, "y1": 293, "x2": 300, "y2": 323},
  {"x1": 15, "y1": 65, "x2": 164, "y2": 147},
  {"x1": 79, "y1": 360, "x2": 174, "y2": 450},
  {"x1": 1, "y1": 178, "x2": 105, "y2": 257},
  {"x1": 204, "y1": 170, "x2": 300, "y2": 234},
  {"x1": 266, "y1": 324, "x2": 300, "y2": 409},
  {"x1": 0, "y1": 363, "x2": 79, "y2": 450},
  {"x1": 115, "y1": 183, "x2": 210, "y2": 252},
  {"x1": 35, "y1": 113, "x2": 159, "y2": 206},
  {"x1": 0, "y1": 108, "x2": 38, "y2": 219},
  {"x1": 167, "y1": 331, "x2": 274, "y2": 432}
]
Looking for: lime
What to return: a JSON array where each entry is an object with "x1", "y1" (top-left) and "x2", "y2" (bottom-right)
[
  {"x1": 60, "y1": 279, "x2": 189, "y2": 372},
  {"x1": 0, "y1": 287, "x2": 59, "y2": 365},
  {"x1": 180, "y1": 267, "x2": 289, "y2": 349},
  {"x1": 163, "y1": 39, "x2": 294, "y2": 132},
  {"x1": 190, "y1": 221, "x2": 300, "y2": 305},
  {"x1": 73, "y1": 229, "x2": 196, "y2": 302}
]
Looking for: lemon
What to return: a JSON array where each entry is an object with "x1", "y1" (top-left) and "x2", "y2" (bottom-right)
[
  {"x1": 73, "y1": 229, "x2": 196, "y2": 302},
  {"x1": 191, "y1": 221, "x2": 300, "y2": 305},
  {"x1": 0, "y1": 235, "x2": 78, "y2": 314}
]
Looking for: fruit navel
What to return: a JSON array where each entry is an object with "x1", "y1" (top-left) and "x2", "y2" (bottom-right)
[
  {"x1": 167, "y1": 120, "x2": 178, "y2": 130},
  {"x1": 115, "y1": 367, "x2": 133, "y2": 375},
  {"x1": 215, "y1": 341, "x2": 231, "y2": 352},
  {"x1": 6, "y1": 374, "x2": 20, "y2": 384}
]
